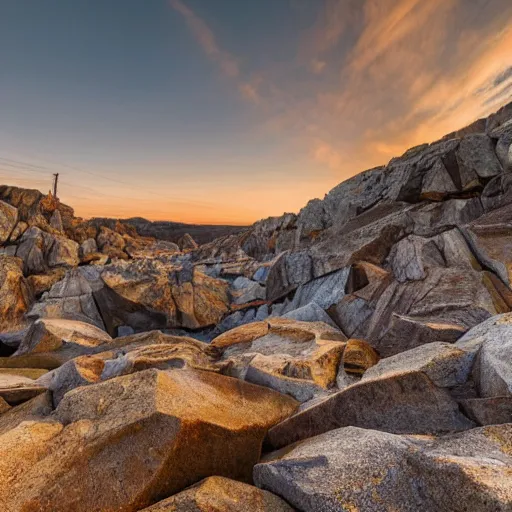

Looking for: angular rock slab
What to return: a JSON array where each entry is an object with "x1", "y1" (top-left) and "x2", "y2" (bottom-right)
[
  {"x1": 460, "y1": 397, "x2": 512, "y2": 426},
  {"x1": 15, "y1": 318, "x2": 112, "y2": 357},
  {"x1": 255, "y1": 424, "x2": 512, "y2": 512},
  {"x1": 463, "y1": 202, "x2": 512, "y2": 286},
  {"x1": 364, "y1": 266, "x2": 508, "y2": 357},
  {"x1": 0, "y1": 372, "x2": 47, "y2": 405},
  {"x1": 362, "y1": 342, "x2": 476, "y2": 388},
  {"x1": 0, "y1": 369, "x2": 298, "y2": 512},
  {"x1": 139, "y1": 476, "x2": 294, "y2": 511},
  {"x1": 45, "y1": 332, "x2": 223, "y2": 405},
  {"x1": 456, "y1": 313, "x2": 512, "y2": 397},
  {"x1": 266, "y1": 370, "x2": 474, "y2": 450},
  {"x1": 28, "y1": 266, "x2": 106, "y2": 330}
]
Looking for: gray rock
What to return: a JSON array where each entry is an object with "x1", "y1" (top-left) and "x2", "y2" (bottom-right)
[
  {"x1": 80, "y1": 238, "x2": 98, "y2": 258},
  {"x1": 116, "y1": 325, "x2": 135, "y2": 337},
  {"x1": 365, "y1": 266, "x2": 504, "y2": 357},
  {"x1": 420, "y1": 157, "x2": 458, "y2": 200},
  {"x1": 266, "y1": 251, "x2": 313, "y2": 302},
  {"x1": 457, "y1": 313, "x2": 512, "y2": 397},
  {"x1": 460, "y1": 397, "x2": 512, "y2": 426},
  {"x1": 462, "y1": 202, "x2": 512, "y2": 285},
  {"x1": 309, "y1": 202, "x2": 416, "y2": 278},
  {"x1": 457, "y1": 133, "x2": 502, "y2": 181},
  {"x1": 481, "y1": 173, "x2": 512, "y2": 211},
  {"x1": 15, "y1": 226, "x2": 50, "y2": 275},
  {"x1": 49, "y1": 209, "x2": 64, "y2": 232},
  {"x1": 411, "y1": 198, "x2": 483, "y2": 237},
  {"x1": 255, "y1": 424, "x2": 512, "y2": 512},
  {"x1": 230, "y1": 276, "x2": 265, "y2": 305},
  {"x1": 255, "y1": 304, "x2": 269, "y2": 321},
  {"x1": 266, "y1": 370, "x2": 474, "y2": 450},
  {"x1": 362, "y1": 342, "x2": 476, "y2": 388},
  {"x1": 47, "y1": 236, "x2": 80, "y2": 268},
  {"x1": 282, "y1": 267, "x2": 350, "y2": 313},
  {"x1": 388, "y1": 235, "x2": 444, "y2": 282},
  {"x1": 283, "y1": 302, "x2": 338, "y2": 327}
]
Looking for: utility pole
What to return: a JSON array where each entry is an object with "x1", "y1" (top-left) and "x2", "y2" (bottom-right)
[{"x1": 52, "y1": 173, "x2": 59, "y2": 199}]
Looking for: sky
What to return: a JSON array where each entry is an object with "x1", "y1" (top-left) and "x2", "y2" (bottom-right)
[{"x1": 0, "y1": 0, "x2": 511, "y2": 225}]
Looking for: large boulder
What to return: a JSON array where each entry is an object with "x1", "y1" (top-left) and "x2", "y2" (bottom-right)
[
  {"x1": 45, "y1": 331, "x2": 223, "y2": 405},
  {"x1": 0, "y1": 256, "x2": 33, "y2": 333},
  {"x1": 96, "y1": 260, "x2": 230, "y2": 333},
  {"x1": 255, "y1": 424, "x2": 512, "y2": 512},
  {"x1": 139, "y1": 476, "x2": 294, "y2": 511},
  {"x1": 362, "y1": 342, "x2": 476, "y2": 388},
  {"x1": 27, "y1": 267, "x2": 106, "y2": 330},
  {"x1": 266, "y1": 370, "x2": 474, "y2": 450},
  {"x1": 46, "y1": 235, "x2": 79, "y2": 268},
  {"x1": 15, "y1": 226, "x2": 51, "y2": 275},
  {"x1": 211, "y1": 318, "x2": 348, "y2": 402},
  {"x1": 463, "y1": 203, "x2": 512, "y2": 286},
  {"x1": 14, "y1": 318, "x2": 112, "y2": 357},
  {"x1": 0, "y1": 200, "x2": 18, "y2": 244},
  {"x1": 362, "y1": 267, "x2": 508, "y2": 357},
  {"x1": 0, "y1": 369, "x2": 298, "y2": 511},
  {"x1": 456, "y1": 313, "x2": 512, "y2": 397}
]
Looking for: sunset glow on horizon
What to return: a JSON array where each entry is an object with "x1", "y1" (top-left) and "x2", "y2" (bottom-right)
[{"x1": 1, "y1": 0, "x2": 511, "y2": 225}]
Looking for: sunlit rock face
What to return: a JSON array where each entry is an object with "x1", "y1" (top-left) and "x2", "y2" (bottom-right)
[{"x1": 0, "y1": 102, "x2": 512, "y2": 511}]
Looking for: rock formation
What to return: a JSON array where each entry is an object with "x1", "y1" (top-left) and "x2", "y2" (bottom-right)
[{"x1": 0, "y1": 101, "x2": 512, "y2": 510}]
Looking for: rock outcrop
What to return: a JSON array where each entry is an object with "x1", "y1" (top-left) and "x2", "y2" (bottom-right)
[{"x1": 0, "y1": 101, "x2": 512, "y2": 511}]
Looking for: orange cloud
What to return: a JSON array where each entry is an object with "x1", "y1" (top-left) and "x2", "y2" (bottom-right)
[{"x1": 311, "y1": 140, "x2": 343, "y2": 170}]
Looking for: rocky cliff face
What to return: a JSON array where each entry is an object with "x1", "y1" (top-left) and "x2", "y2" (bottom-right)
[{"x1": 0, "y1": 101, "x2": 512, "y2": 511}]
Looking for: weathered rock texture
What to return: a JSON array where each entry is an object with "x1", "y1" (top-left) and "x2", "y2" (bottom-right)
[{"x1": 0, "y1": 101, "x2": 511, "y2": 511}]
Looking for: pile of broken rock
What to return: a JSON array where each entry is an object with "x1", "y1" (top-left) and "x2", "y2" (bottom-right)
[{"x1": 1, "y1": 101, "x2": 512, "y2": 511}]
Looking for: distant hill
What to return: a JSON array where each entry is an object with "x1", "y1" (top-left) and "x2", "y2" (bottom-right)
[{"x1": 90, "y1": 216, "x2": 247, "y2": 245}]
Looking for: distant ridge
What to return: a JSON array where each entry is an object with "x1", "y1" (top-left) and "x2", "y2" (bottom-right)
[{"x1": 90, "y1": 216, "x2": 246, "y2": 245}]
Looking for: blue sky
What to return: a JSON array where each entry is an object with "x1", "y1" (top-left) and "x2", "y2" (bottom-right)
[{"x1": 0, "y1": 0, "x2": 511, "y2": 223}]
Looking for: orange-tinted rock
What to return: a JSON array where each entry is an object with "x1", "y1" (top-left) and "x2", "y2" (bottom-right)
[
  {"x1": 212, "y1": 319, "x2": 346, "y2": 401},
  {"x1": 0, "y1": 369, "x2": 298, "y2": 512},
  {"x1": 0, "y1": 372, "x2": 47, "y2": 405},
  {"x1": 342, "y1": 339, "x2": 380, "y2": 375},
  {"x1": 0, "y1": 256, "x2": 33, "y2": 333},
  {"x1": 27, "y1": 268, "x2": 67, "y2": 296},
  {"x1": 0, "y1": 392, "x2": 53, "y2": 435},
  {"x1": 0, "y1": 397, "x2": 9, "y2": 415},
  {"x1": 15, "y1": 318, "x2": 112, "y2": 357},
  {"x1": 139, "y1": 476, "x2": 294, "y2": 511}
]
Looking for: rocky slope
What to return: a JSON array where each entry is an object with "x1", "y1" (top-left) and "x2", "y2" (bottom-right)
[{"x1": 0, "y1": 100, "x2": 511, "y2": 511}]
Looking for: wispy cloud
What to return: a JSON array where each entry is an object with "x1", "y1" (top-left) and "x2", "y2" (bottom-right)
[
  {"x1": 171, "y1": 0, "x2": 512, "y2": 179},
  {"x1": 169, "y1": 0, "x2": 239, "y2": 78}
]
